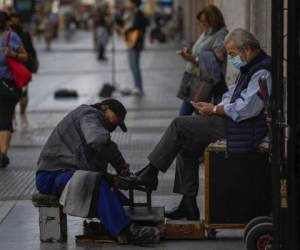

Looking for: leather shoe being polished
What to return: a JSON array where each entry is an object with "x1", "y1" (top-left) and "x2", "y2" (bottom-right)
[
  {"x1": 118, "y1": 164, "x2": 159, "y2": 191},
  {"x1": 133, "y1": 164, "x2": 159, "y2": 190},
  {"x1": 165, "y1": 196, "x2": 200, "y2": 220}
]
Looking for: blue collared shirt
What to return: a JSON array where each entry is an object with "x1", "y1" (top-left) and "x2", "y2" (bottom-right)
[{"x1": 219, "y1": 69, "x2": 272, "y2": 122}]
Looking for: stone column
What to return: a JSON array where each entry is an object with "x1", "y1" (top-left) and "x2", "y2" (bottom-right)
[
  {"x1": 248, "y1": 0, "x2": 272, "y2": 54},
  {"x1": 217, "y1": 0, "x2": 250, "y2": 83},
  {"x1": 179, "y1": 0, "x2": 207, "y2": 46},
  {"x1": 219, "y1": 0, "x2": 249, "y2": 31}
]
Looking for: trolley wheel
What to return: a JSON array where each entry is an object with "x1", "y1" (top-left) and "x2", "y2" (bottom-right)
[
  {"x1": 206, "y1": 228, "x2": 218, "y2": 240},
  {"x1": 243, "y1": 216, "x2": 272, "y2": 242},
  {"x1": 245, "y1": 222, "x2": 273, "y2": 250}
]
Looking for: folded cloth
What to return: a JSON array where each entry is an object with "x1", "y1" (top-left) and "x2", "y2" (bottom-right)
[{"x1": 59, "y1": 170, "x2": 100, "y2": 217}]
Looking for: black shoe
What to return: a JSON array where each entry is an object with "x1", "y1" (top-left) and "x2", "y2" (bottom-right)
[
  {"x1": 126, "y1": 223, "x2": 160, "y2": 244},
  {"x1": 97, "y1": 57, "x2": 108, "y2": 61},
  {"x1": 165, "y1": 196, "x2": 200, "y2": 220},
  {"x1": 0, "y1": 154, "x2": 9, "y2": 168},
  {"x1": 117, "y1": 165, "x2": 159, "y2": 191},
  {"x1": 133, "y1": 165, "x2": 159, "y2": 190}
]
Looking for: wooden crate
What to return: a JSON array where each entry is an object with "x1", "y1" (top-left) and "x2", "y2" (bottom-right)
[
  {"x1": 124, "y1": 206, "x2": 165, "y2": 224},
  {"x1": 164, "y1": 220, "x2": 205, "y2": 240},
  {"x1": 204, "y1": 141, "x2": 271, "y2": 230}
]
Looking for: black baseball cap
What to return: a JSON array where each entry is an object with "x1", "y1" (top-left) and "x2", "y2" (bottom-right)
[{"x1": 100, "y1": 99, "x2": 128, "y2": 132}]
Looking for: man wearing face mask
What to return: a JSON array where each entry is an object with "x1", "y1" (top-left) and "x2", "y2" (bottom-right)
[
  {"x1": 35, "y1": 99, "x2": 160, "y2": 244},
  {"x1": 122, "y1": 29, "x2": 271, "y2": 220}
]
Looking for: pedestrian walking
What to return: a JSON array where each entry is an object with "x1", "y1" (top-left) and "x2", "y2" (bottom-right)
[
  {"x1": 9, "y1": 12, "x2": 39, "y2": 115},
  {"x1": 95, "y1": 4, "x2": 110, "y2": 61},
  {"x1": 0, "y1": 11, "x2": 28, "y2": 168},
  {"x1": 118, "y1": 0, "x2": 149, "y2": 96},
  {"x1": 44, "y1": 13, "x2": 55, "y2": 51}
]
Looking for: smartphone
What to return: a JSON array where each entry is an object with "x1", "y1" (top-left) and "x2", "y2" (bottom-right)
[
  {"x1": 190, "y1": 101, "x2": 196, "y2": 104},
  {"x1": 176, "y1": 50, "x2": 182, "y2": 55},
  {"x1": 182, "y1": 47, "x2": 190, "y2": 53}
]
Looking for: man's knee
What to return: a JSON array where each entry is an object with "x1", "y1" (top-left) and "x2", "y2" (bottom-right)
[
  {"x1": 171, "y1": 116, "x2": 201, "y2": 134},
  {"x1": 171, "y1": 116, "x2": 185, "y2": 129}
]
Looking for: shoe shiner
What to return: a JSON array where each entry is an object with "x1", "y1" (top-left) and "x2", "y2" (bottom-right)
[{"x1": 35, "y1": 99, "x2": 160, "y2": 244}]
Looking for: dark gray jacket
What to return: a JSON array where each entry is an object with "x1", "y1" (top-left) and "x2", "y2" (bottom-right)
[{"x1": 37, "y1": 104, "x2": 117, "y2": 173}]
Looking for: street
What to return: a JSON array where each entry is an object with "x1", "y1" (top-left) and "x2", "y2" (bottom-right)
[{"x1": 0, "y1": 31, "x2": 244, "y2": 250}]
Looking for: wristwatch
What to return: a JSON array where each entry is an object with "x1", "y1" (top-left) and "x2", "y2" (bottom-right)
[{"x1": 213, "y1": 105, "x2": 218, "y2": 114}]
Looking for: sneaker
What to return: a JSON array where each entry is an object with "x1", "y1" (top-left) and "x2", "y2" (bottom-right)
[
  {"x1": 0, "y1": 154, "x2": 9, "y2": 168},
  {"x1": 126, "y1": 223, "x2": 160, "y2": 244},
  {"x1": 131, "y1": 88, "x2": 144, "y2": 96}
]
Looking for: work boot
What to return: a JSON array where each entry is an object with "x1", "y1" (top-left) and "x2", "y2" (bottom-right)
[
  {"x1": 165, "y1": 196, "x2": 200, "y2": 220},
  {"x1": 0, "y1": 154, "x2": 9, "y2": 168},
  {"x1": 133, "y1": 164, "x2": 159, "y2": 190},
  {"x1": 125, "y1": 223, "x2": 160, "y2": 244}
]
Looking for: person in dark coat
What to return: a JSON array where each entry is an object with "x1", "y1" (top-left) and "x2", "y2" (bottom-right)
[{"x1": 36, "y1": 99, "x2": 160, "y2": 244}]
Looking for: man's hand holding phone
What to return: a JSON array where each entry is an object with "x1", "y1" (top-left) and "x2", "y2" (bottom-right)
[
  {"x1": 191, "y1": 101, "x2": 214, "y2": 116},
  {"x1": 176, "y1": 47, "x2": 190, "y2": 55}
]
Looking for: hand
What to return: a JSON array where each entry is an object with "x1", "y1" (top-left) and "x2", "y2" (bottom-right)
[
  {"x1": 117, "y1": 163, "x2": 130, "y2": 177},
  {"x1": 112, "y1": 175, "x2": 130, "y2": 190},
  {"x1": 215, "y1": 51, "x2": 225, "y2": 62},
  {"x1": 181, "y1": 50, "x2": 196, "y2": 63},
  {"x1": 192, "y1": 102, "x2": 214, "y2": 116},
  {"x1": 105, "y1": 174, "x2": 129, "y2": 190},
  {"x1": 2, "y1": 47, "x2": 16, "y2": 58}
]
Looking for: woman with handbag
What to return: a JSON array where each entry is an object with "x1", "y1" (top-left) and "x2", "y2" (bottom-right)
[
  {"x1": 0, "y1": 11, "x2": 28, "y2": 168},
  {"x1": 9, "y1": 12, "x2": 39, "y2": 115},
  {"x1": 177, "y1": 5, "x2": 228, "y2": 116}
]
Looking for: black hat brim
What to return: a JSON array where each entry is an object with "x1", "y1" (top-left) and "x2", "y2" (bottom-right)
[{"x1": 119, "y1": 121, "x2": 127, "y2": 132}]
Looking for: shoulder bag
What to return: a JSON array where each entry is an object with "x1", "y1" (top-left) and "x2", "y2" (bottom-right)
[{"x1": 5, "y1": 32, "x2": 32, "y2": 88}]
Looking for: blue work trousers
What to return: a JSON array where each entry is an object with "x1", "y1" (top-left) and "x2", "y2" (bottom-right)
[{"x1": 35, "y1": 170, "x2": 131, "y2": 237}]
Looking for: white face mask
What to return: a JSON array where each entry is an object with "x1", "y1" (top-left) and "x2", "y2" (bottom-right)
[{"x1": 229, "y1": 55, "x2": 247, "y2": 70}]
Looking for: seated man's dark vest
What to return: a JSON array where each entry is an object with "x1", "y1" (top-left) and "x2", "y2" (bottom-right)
[{"x1": 226, "y1": 50, "x2": 271, "y2": 154}]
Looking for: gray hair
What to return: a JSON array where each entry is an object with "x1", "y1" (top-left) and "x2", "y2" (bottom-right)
[{"x1": 224, "y1": 28, "x2": 260, "y2": 51}]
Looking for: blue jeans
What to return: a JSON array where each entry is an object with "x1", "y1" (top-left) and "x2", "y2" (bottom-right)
[
  {"x1": 179, "y1": 101, "x2": 194, "y2": 116},
  {"x1": 128, "y1": 49, "x2": 143, "y2": 91},
  {"x1": 36, "y1": 170, "x2": 131, "y2": 237}
]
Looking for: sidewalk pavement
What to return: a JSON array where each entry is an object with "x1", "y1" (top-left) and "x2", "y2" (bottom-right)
[{"x1": 0, "y1": 31, "x2": 244, "y2": 250}]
